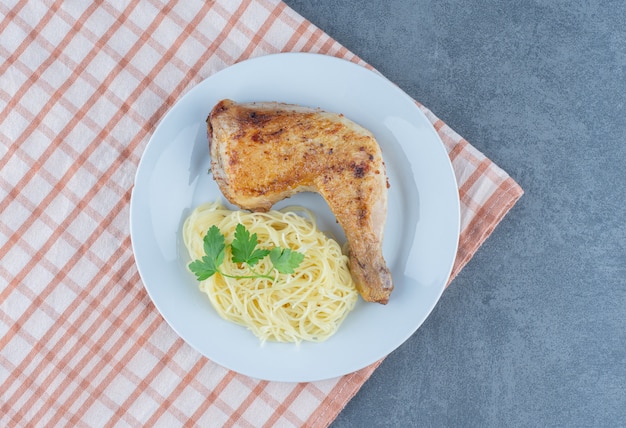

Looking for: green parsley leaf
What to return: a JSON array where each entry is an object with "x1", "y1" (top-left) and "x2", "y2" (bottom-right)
[
  {"x1": 269, "y1": 247, "x2": 305, "y2": 274},
  {"x1": 231, "y1": 223, "x2": 270, "y2": 267},
  {"x1": 188, "y1": 225, "x2": 225, "y2": 281},
  {"x1": 188, "y1": 223, "x2": 304, "y2": 282},
  {"x1": 188, "y1": 256, "x2": 218, "y2": 281}
]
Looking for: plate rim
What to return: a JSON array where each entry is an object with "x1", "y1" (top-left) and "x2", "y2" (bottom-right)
[{"x1": 130, "y1": 52, "x2": 460, "y2": 382}]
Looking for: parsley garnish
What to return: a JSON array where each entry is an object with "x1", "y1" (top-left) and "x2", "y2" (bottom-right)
[
  {"x1": 231, "y1": 224, "x2": 270, "y2": 267},
  {"x1": 188, "y1": 223, "x2": 304, "y2": 282},
  {"x1": 269, "y1": 247, "x2": 305, "y2": 274}
]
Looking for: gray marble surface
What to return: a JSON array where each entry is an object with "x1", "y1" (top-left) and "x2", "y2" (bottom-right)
[{"x1": 283, "y1": 1, "x2": 625, "y2": 426}]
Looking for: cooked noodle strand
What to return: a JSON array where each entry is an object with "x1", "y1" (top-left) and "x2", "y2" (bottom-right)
[{"x1": 182, "y1": 201, "x2": 358, "y2": 343}]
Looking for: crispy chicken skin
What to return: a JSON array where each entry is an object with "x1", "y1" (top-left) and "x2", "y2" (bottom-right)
[{"x1": 207, "y1": 99, "x2": 393, "y2": 303}]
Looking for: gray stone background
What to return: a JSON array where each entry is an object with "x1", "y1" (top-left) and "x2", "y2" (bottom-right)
[{"x1": 283, "y1": 1, "x2": 625, "y2": 426}]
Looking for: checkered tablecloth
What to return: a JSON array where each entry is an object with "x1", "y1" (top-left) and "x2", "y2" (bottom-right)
[{"x1": 1, "y1": 1, "x2": 523, "y2": 426}]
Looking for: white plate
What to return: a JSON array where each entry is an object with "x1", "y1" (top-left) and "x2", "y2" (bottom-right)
[{"x1": 130, "y1": 53, "x2": 459, "y2": 382}]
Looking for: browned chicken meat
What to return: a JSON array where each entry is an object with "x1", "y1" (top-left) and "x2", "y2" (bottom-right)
[{"x1": 207, "y1": 99, "x2": 393, "y2": 304}]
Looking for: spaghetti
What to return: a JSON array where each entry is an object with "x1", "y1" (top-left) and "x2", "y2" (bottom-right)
[{"x1": 182, "y1": 201, "x2": 358, "y2": 343}]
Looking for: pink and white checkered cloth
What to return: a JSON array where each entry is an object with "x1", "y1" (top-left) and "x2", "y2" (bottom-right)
[{"x1": 1, "y1": 1, "x2": 523, "y2": 426}]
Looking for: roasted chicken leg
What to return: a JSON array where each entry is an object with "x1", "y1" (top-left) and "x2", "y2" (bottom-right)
[{"x1": 207, "y1": 99, "x2": 393, "y2": 304}]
